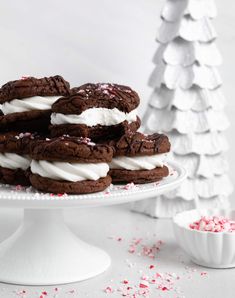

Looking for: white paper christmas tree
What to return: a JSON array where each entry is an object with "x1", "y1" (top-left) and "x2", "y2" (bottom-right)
[{"x1": 133, "y1": 0, "x2": 233, "y2": 218}]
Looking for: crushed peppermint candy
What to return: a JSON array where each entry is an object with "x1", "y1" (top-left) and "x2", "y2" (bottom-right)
[
  {"x1": 104, "y1": 270, "x2": 182, "y2": 297},
  {"x1": 102, "y1": 90, "x2": 110, "y2": 95},
  {"x1": 98, "y1": 83, "x2": 112, "y2": 90},
  {"x1": 123, "y1": 183, "x2": 136, "y2": 190},
  {"x1": 15, "y1": 185, "x2": 23, "y2": 191},
  {"x1": 128, "y1": 238, "x2": 163, "y2": 259},
  {"x1": 189, "y1": 215, "x2": 235, "y2": 232},
  {"x1": 139, "y1": 280, "x2": 149, "y2": 288},
  {"x1": 79, "y1": 137, "x2": 96, "y2": 146},
  {"x1": 21, "y1": 132, "x2": 31, "y2": 137},
  {"x1": 104, "y1": 286, "x2": 114, "y2": 293},
  {"x1": 77, "y1": 89, "x2": 86, "y2": 94},
  {"x1": 14, "y1": 289, "x2": 27, "y2": 296},
  {"x1": 122, "y1": 183, "x2": 139, "y2": 191},
  {"x1": 61, "y1": 135, "x2": 96, "y2": 146},
  {"x1": 15, "y1": 132, "x2": 33, "y2": 139}
]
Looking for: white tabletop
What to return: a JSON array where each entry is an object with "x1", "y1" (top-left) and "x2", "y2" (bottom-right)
[{"x1": 0, "y1": 205, "x2": 234, "y2": 298}]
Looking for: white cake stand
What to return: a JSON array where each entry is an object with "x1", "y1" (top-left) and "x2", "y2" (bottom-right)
[{"x1": 0, "y1": 161, "x2": 186, "y2": 285}]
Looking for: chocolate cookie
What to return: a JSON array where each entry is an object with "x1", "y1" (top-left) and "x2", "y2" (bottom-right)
[
  {"x1": 0, "y1": 75, "x2": 70, "y2": 102},
  {"x1": 0, "y1": 131, "x2": 37, "y2": 154},
  {"x1": 50, "y1": 117, "x2": 141, "y2": 141},
  {"x1": 30, "y1": 135, "x2": 113, "y2": 163},
  {"x1": 0, "y1": 132, "x2": 37, "y2": 186},
  {"x1": 107, "y1": 131, "x2": 170, "y2": 184},
  {"x1": 52, "y1": 83, "x2": 140, "y2": 114},
  {"x1": 29, "y1": 136, "x2": 113, "y2": 194},
  {"x1": 50, "y1": 83, "x2": 140, "y2": 140},
  {"x1": 0, "y1": 75, "x2": 71, "y2": 133},
  {"x1": 0, "y1": 167, "x2": 30, "y2": 186},
  {"x1": 0, "y1": 110, "x2": 51, "y2": 133},
  {"x1": 30, "y1": 174, "x2": 112, "y2": 194},
  {"x1": 109, "y1": 166, "x2": 169, "y2": 184},
  {"x1": 106, "y1": 131, "x2": 171, "y2": 157}
]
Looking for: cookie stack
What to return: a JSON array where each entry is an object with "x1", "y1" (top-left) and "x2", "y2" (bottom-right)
[
  {"x1": 0, "y1": 79, "x2": 171, "y2": 194},
  {"x1": 107, "y1": 132, "x2": 170, "y2": 184},
  {"x1": 0, "y1": 75, "x2": 71, "y2": 186}
]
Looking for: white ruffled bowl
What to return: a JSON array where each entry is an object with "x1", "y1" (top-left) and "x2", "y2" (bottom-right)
[{"x1": 173, "y1": 209, "x2": 235, "y2": 268}]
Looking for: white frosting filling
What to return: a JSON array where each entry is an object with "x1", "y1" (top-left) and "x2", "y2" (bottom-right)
[
  {"x1": 0, "y1": 153, "x2": 31, "y2": 170},
  {"x1": 30, "y1": 160, "x2": 109, "y2": 182},
  {"x1": 51, "y1": 108, "x2": 138, "y2": 126},
  {"x1": 2, "y1": 96, "x2": 61, "y2": 115},
  {"x1": 109, "y1": 153, "x2": 167, "y2": 171}
]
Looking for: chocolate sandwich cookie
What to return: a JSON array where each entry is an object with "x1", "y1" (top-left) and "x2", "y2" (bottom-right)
[
  {"x1": 50, "y1": 83, "x2": 141, "y2": 141},
  {"x1": 107, "y1": 131, "x2": 171, "y2": 184},
  {"x1": 29, "y1": 136, "x2": 113, "y2": 194},
  {"x1": 0, "y1": 132, "x2": 37, "y2": 186},
  {"x1": 0, "y1": 75, "x2": 71, "y2": 133}
]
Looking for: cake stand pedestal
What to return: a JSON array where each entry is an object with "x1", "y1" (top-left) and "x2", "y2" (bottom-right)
[
  {"x1": 0, "y1": 161, "x2": 186, "y2": 285},
  {"x1": 0, "y1": 209, "x2": 111, "y2": 285}
]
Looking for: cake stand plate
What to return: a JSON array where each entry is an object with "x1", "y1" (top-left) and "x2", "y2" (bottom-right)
[{"x1": 0, "y1": 162, "x2": 186, "y2": 285}]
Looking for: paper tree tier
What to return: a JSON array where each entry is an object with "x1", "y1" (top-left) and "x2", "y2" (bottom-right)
[
  {"x1": 149, "y1": 64, "x2": 221, "y2": 89},
  {"x1": 149, "y1": 86, "x2": 226, "y2": 111},
  {"x1": 162, "y1": 0, "x2": 217, "y2": 22},
  {"x1": 154, "y1": 38, "x2": 222, "y2": 67},
  {"x1": 164, "y1": 175, "x2": 232, "y2": 200},
  {"x1": 158, "y1": 16, "x2": 216, "y2": 43},
  {"x1": 145, "y1": 107, "x2": 229, "y2": 133}
]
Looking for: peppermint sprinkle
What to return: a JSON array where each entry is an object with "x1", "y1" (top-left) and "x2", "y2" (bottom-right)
[
  {"x1": 189, "y1": 216, "x2": 235, "y2": 233},
  {"x1": 19, "y1": 132, "x2": 31, "y2": 139},
  {"x1": 78, "y1": 137, "x2": 96, "y2": 146},
  {"x1": 123, "y1": 183, "x2": 139, "y2": 191},
  {"x1": 78, "y1": 89, "x2": 86, "y2": 94},
  {"x1": 15, "y1": 185, "x2": 23, "y2": 191},
  {"x1": 104, "y1": 286, "x2": 113, "y2": 294},
  {"x1": 139, "y1": 280, "x2": 149, "y2": 288},
  {"x1": 98, "y1": 83, "x2": 110, "y2": 90}
]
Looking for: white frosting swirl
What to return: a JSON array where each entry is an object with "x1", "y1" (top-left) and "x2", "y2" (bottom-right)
[
  {"x1": 31, "y1": 160, "x2": 109, "y2": 182},
  {"x1": 2, "y1": 96, "x2": 61, "y2": 115},
  {"x1": 51, "y1": 108, "x2": 138, "y2": 126},
  {"x1": 109, "y1": 153, "x2": 167, "y2": 170},
  {"x1": 0, "y1": 153, "x2": 31, "y2": 170}
]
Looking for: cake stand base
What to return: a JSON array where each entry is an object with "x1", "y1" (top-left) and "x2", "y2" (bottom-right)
[
  {"x1": 191, "y1": 258, "x2": 235, "y2": 269},
  {"x1": 0, "y1": 209, "x2": 111, "y2": 285}
]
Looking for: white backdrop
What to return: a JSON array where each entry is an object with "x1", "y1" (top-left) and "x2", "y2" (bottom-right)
[{"x1": 1, "y1": 0, "x2": 235, "y2": 197}]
